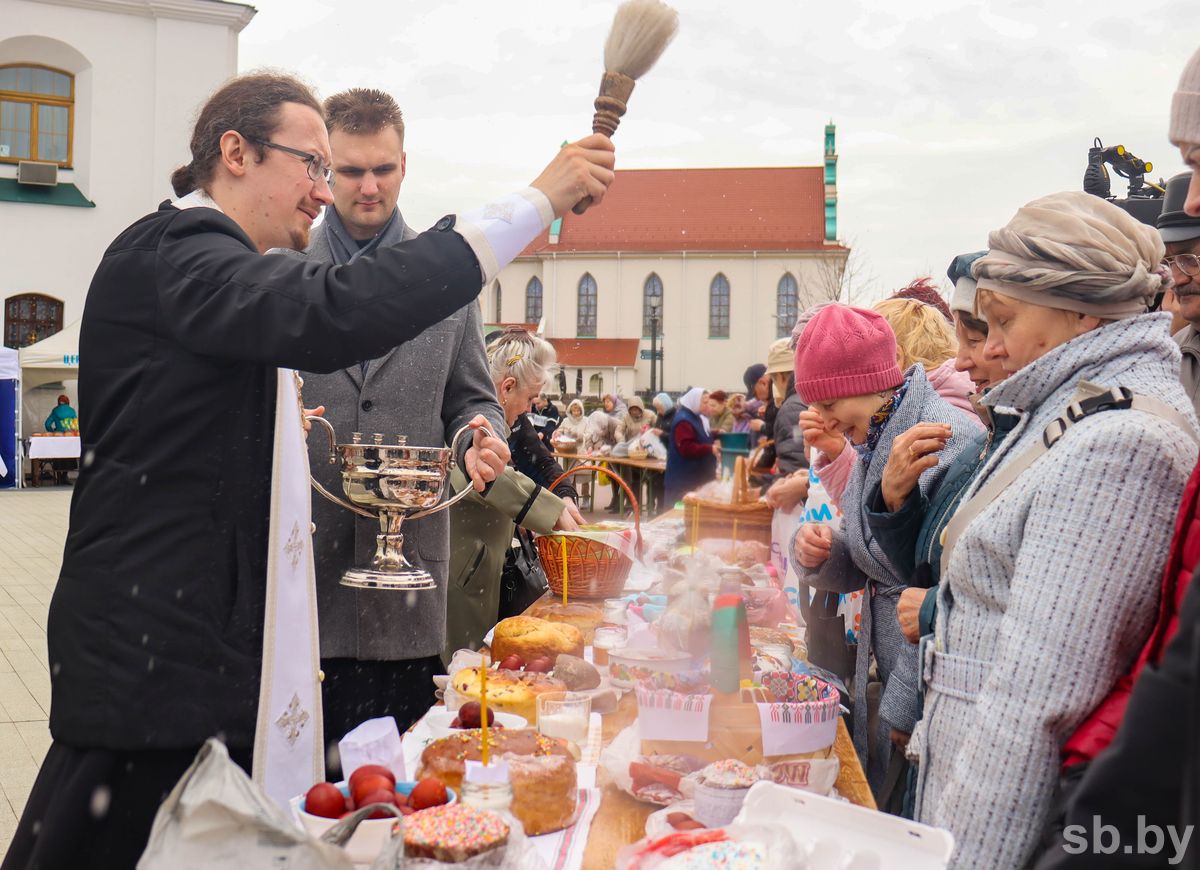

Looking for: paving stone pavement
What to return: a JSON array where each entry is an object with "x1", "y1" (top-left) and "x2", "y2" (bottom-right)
[{"x1": 0, "y1": 487, "x2": 69, "y2": 858}]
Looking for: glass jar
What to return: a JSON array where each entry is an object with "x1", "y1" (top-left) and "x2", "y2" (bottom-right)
[
  {"x1": 592, "y1": 624, "x2": 628, "y2": 667},
  {"x1": 601, "y1": 598, "x2": 628, "y2": 626},
  {"x1": 462, "y1": 779, "x2": 513, "y2": 813}
]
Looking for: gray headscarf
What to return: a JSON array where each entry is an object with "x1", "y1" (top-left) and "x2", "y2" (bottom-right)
[{"x1": 972, "y1": 191, "x2": 1169, "y2": 320}]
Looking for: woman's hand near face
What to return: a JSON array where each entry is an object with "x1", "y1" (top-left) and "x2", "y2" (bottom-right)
[
  {"x1": 800, "y1": 409, "x2": 845, "y2": 460},
  {"x1": 765, "y1": 473, "x2": 810, "y2": 511},
  {"x1": 796, "y1": 523, "x2": 833, "y2": 568},
  {"x1": 880, "y1": 423, "x2": 951, "y2": 512}
]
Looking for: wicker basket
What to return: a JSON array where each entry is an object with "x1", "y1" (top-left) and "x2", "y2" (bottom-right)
[
  {"x1": 535, "y1": 464, "x2": 643, "y2": 599},
  {"x1": 682, "y1": 497, "x2": 773, "y2": 546},
  {"x1": 682, "y1": 450, "x2": 773, "y2": 545}
]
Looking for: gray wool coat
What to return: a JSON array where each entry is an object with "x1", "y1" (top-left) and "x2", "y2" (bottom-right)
[
  {"x1": 914, "y1": 314, "x2": 1198, "y2": 869},
  {"x1": 301, "y1": 209, "x2": 505, "y2": 662},
  {"x1": 797, "y1": 366, "x2": 979, "y2": 788}
]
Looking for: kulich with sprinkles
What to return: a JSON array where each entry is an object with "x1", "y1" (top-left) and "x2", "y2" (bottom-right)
[{"x1": 403, "y1": 803, "x2": 510, "y2": 863}]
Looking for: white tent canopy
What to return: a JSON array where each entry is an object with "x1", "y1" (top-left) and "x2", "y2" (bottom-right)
[
  {"x1": 19, "y1": 319, "x2": 80, "y2": 389},
  {"x1": 0, "y1": 345, "x2": 17, "y2": 380}
]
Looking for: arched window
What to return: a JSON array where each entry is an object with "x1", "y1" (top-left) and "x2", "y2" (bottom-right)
[
  {"x1": 642, "y1": 273, "x2": 663, "y2": 338},
  {"x1": 577, "y1": 273, "x2": 597, "y2": 337},
  {"x1": 589, "y1": 373, "x2": 604, "y2": 395},
  {"x1": 525, "y1": 276, "x2": 543, "y2": 324},
  {"x1": 709, "y1": 274, "x2": 730, "y2": 338},
  {"x1": 776, "y1": 273, "x2": 799, "y2": 338},
  {"x1": 4, "y1": 293, "x2": 63, "y2": 349},
  {"x1": 0, "y1": 65, "x2": 74, "y2": 165},
  {"x1": 493, "y1": 281, "x2": 502, "y2": 321}
]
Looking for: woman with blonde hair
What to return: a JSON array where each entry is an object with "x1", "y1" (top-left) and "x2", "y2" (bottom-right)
[
  {"x1": 446, "y1": 329, "x2": 582, "y2": 655},
  {"x1": 874, "y1": 294, "x2": 978, "y2": 418}
]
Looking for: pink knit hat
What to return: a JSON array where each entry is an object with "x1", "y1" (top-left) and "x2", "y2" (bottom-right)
[{"x1": 793, "y1": 304, "x2": 904, "y2": 404}]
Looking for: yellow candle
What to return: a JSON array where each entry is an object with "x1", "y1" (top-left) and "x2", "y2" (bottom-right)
[
  {"x1": 732, "y1": 518, "x2": 739, "y2": 545},
  {"x1": 691, "y1": 504, "x2": 700, "y2": 550},
  {"x1": 560, "y1": 535, "x2": 569, "y2": 605},
  {"x1": 480, "y1": 659, "x2": 490, "y2": 765}
]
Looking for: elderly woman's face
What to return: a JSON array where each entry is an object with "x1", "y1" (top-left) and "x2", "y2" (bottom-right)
[
  {"x1": 953, "y1": 315, "x2": 1007, "y2": 393},
  {"x1": 497, "y1": 376, "x2": 543, "y2": 425},
  {"x1": 730, "y1": 394, "x2": 745, "y2": 413},
  {"x1": 603, "y1": 397, "x2": 614, "y2": 412},
  {"x1": 979, "y1": 291, "x2": 1099, "y2": 373},
  {"x1": 809, "y1": 393, "x2": 892, "y2": 445},
  {"x1": 570, "y1": 404, "x2": 582, "y2": 418}
]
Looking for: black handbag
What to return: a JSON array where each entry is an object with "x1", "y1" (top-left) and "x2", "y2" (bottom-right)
[{"x1": 497, "y1": 527, "x2": 549, "y2": 619}]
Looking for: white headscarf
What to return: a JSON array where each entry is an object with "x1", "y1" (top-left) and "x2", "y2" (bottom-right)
[{"x1": 679, "y1": 387, "x2": 710, "y2": 435}]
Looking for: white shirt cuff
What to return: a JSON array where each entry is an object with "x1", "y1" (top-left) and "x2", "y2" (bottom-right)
[{"x1": 453, "y1": 188, "x2": 554, "y2": 285}]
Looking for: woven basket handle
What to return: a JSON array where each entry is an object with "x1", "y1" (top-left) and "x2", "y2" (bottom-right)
[{"x1": 547, "y1": 463, "x2": 643, "y2": 559}]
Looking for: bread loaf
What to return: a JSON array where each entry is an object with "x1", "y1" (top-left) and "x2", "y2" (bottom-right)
[{"x1": 491, "y1": 616, "x2": 584, "y2": 664}]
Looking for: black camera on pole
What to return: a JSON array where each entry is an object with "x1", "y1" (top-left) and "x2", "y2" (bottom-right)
[{"x1": 1083, "y1": 137, "x2": 1166, "y2": 226}]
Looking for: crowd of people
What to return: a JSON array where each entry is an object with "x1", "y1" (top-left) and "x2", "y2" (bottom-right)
[{"x1": 9, "y1": 30, "x2": 1200, "y2": 870}]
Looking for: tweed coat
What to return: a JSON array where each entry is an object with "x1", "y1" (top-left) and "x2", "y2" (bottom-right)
[
  {"x1": 797, "y1": 366, "x2": 978, "y2": 787},
  {"x1": 914, "y1": 314, "x2": 1199, "y2": 869},
  {"x1": 302, "y1": 210, "x2": 505, "y2": 662}
]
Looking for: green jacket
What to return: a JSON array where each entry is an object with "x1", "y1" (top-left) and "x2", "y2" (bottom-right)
[{"x1": 444, "y1": 465, "x2": 563, "y2": 663}]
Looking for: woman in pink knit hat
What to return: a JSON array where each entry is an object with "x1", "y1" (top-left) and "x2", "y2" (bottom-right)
[{"x1": 790, "y1": 303, "x2": 979, "y2": 809}]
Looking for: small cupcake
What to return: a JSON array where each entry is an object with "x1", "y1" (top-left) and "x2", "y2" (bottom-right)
[{"x1": 692, "y1": 760, "x2": 767, "y2": 828}]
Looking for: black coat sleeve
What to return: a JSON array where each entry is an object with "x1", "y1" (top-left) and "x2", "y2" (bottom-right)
[
  {"x1": 154, "y1": 208, "x2": 484, "y2": 373},
  {"x1": 774, "y1": 394, "x2": 809, "y2": 475},
  {"x1": 510, "y1": 414, "x2": 578, "y2": 500}
]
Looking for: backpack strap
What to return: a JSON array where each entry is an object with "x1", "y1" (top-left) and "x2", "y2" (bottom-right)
[{"x1": 940, "y1": 381, "x2": 1198, "y2": 578}]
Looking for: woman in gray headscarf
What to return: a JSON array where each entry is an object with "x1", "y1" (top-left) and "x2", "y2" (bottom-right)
[{"x1": 913, "y1": 191, "x2": 1199, "y2": 868}]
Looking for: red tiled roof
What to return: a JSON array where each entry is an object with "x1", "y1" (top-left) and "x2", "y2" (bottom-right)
[
  {"x1": 548, "y1": 338, "x2": 640, "y2": 368},
  {"x1": 521, "y1": 167, "x2": 838, "y2": 255}
]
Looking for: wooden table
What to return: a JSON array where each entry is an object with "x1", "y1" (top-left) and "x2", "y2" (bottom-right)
[
  {"x1": 553, "y1": 451, "x2": 666, "y2": 515},
  {"x1": 579, "y1": 688, "x2": 874, "y2": 867}
]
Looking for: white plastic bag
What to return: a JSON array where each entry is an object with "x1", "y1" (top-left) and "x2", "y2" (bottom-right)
[
  {"x1": 137, "y1": 738, "x2": 404, "y2": 870},
  {"x1": 799, "y1": 449, "x2": 863, "y2": 643}
]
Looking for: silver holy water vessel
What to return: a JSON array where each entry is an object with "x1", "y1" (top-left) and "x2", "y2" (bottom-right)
[{"x1": 305, "y1": 418, "x2": 486, "y2": 591}]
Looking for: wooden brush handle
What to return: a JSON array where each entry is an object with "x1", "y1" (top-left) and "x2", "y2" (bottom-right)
[{"x1": 573, "y1": 73, "x2": 636, "y2": 215}]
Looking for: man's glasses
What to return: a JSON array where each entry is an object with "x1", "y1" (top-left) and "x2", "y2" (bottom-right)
[
  {"x1": 246, "y1": 136, "x2": 334, "y2": 186},
  {"x1": 1164, "y1": 253, "x2": 1200, "y2": 278}
]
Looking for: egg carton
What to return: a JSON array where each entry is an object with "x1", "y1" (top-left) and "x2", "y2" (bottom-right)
[{"x1": 732, "y1": 781, "x2": 954, "y2": 869}]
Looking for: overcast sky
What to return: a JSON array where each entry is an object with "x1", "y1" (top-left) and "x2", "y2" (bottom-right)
[{"x1": 238, "y1": 0, "x2": 1198, "y2": 303}]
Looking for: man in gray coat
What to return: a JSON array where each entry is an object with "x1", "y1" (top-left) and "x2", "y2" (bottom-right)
[{"x1": 301, "y1": 89, "x2": 507, "y2": 755}]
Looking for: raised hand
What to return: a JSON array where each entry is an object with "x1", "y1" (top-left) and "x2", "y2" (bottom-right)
[
  {"x1": 530, "y1": 134, "x2": 616, "y2": 217},
  {"x1": 880, "y1": 422, "x2": 952, "y2": 512},
  {"x1": 800, "y1": 409, "x2": 846, "y2": 460}
]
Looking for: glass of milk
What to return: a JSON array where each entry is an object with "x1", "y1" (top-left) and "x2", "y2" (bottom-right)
[{"x1": 536, "y1": 691, "x2": 592, "y2": 751}]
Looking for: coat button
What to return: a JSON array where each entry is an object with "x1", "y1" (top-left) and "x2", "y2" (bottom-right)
[
  {"x1": 435, "y1": 216, "x2": 454, "y2": 231},
  {"x1": 361, "y1": 399, "x2": 374, "y2": 412}
]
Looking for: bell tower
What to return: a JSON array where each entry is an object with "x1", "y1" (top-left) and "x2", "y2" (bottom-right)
[{"x1": 824, "y1": 121, "x2": 838, "y2": 242}]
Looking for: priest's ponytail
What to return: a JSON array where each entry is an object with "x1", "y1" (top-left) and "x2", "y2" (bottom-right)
[{"x1": 171, "y1": 70, "x2": 323, "y2": 197}]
